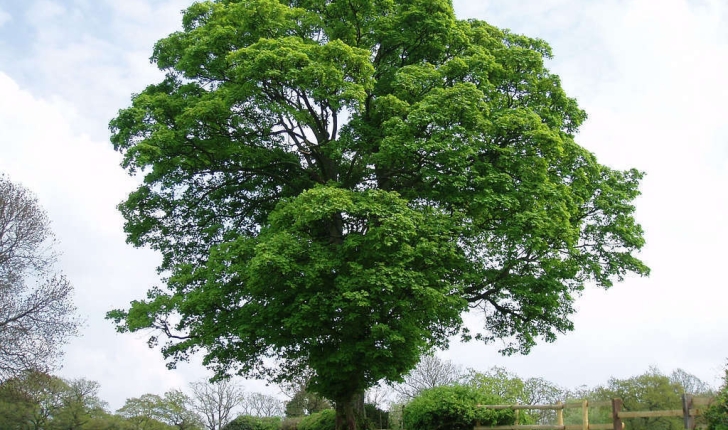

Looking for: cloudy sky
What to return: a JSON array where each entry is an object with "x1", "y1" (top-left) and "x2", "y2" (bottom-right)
[{"x1": 0, "y1": 0, "x2": 726, "y2": 412}]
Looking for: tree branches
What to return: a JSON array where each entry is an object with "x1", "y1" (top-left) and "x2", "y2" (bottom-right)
[{"x1": 0, "y1": 175, "x2": 80, "y2": 380}]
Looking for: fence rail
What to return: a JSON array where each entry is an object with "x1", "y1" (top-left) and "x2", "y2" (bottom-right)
[{"x1": 474, "y1": 395, "x2": 712, "y2": 430}]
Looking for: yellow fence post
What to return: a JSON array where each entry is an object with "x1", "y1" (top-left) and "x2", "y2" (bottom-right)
[
  {"x1": 557, "y1": 401, "x2": 564, "y2": 428},
  {"x1": 582, "y1": 400, "x2": 589, "y2": 430}
]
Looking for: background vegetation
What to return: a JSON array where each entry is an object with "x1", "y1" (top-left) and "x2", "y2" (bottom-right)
[{"x1": 1, "y1": 359, "x2": 724, "y2": 430}]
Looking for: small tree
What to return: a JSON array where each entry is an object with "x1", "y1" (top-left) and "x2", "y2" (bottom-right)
[
  {"x1": 159, "y1": 390, "x2": 205, "y2": 430},
  {"x1": 191, "y1": 380, "x2": 244, "y2": 430},
  {"x1": 118, "y1": 394, "x2": 165, "y2": 430},
  {"x1": 0, "y1": 174, "x2": 80, "y2": 378},
  {"x1": 55, "y1": 378, "x2": 108, "y2": 430}
]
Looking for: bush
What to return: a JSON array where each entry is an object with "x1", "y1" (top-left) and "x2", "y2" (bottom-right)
[
  {"x1": 402, "y1": 385, "x2": 515, "y2": 430},
  {"x1": 298, "y1": 409, "x2": 336, "y2": 430},
  {"x1": 223, "y1": 415, "x2": 282, "y2": 430},
  {"x1": 281, "y1": 417, "x2": 304, "y2": 430},
  {"x1": 705, "y1": 368, "x2": 728, "y2": 430}
]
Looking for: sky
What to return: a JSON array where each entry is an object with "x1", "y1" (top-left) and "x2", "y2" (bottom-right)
[{"x1": 0, "y1": 0, "x2": 727, "y2": 413}]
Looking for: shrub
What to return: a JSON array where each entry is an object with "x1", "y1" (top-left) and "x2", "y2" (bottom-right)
[
  {"x1": 223, "y1": 415, "x2": 282, "y2": 430},
  {"x1": 298, "y1": 409, "x2": 336, "y2": 430},
  {"x1": 403, "y1": 385, "x2": 515, "y2": 430},
  {"x1": 705, "y1": 368, "x2": 728, "y2": 430},
  {"x1": 281, "y1": 417, "x2": 304, "y2": 430}
]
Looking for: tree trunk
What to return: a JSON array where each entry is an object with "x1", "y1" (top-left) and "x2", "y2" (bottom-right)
[{"x1": 335, "y1": 392, "x2": 365, "y2": 430}]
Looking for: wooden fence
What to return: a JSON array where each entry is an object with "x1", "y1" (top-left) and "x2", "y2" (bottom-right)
[{"x1": 474, "y1": 395, "x2": 713, "y2": 430}]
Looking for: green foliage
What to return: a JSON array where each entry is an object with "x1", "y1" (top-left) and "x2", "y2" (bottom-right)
[
  {"x1": 224, "y1": 415, "x2": 282, "y2": 430},
  {"x1": 465, "y1": 367, "x2": 526, "y2": 403},
  {"x1": 0, "y1": 372, "x2": 110, "y2": 430},
  {"x1": 387, "y1": 404, "x2": 404, "y2": 430},
  {"x1": 281, "y1": 416, "x2": 305, "y2": 430},
  {"x1": 705, "y1": 367, "x2": 728, "y2": 430},
  {"x1": 363, "y1": 403, "x2": 388, "y2": 429},
  {"x1": 0, "y1": 377, "x2": 35, "y2": 428},
  {"x1": 108, "y1": 0, "x2": 649, "y2": 427},
  {"x1": 118, "y1": 390, "x2": 201, "y2": 430},
  {"x1": 589, "y1": 368, "x2": 685, "y2": 430},
  {"x1": 402, "y1": 385, "x2": 514, "y2": 430},
  {"x1": 285, "y1": 389, "x2": 332, "y2": 417},
  {"x1": 84, "y1": 412, "x2": 138, "y2": 430},
  {"x1": 298, "y1": 410, "x2": 336, "y2": 430},
  {"x1": 464, "y1": 367, "x2": 564, "y2": 424}
]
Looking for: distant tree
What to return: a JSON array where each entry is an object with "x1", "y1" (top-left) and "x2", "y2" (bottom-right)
[
  {"x1": 157, "y1": 389, "x2": 205, "y2": 430},
  {"x1": 1, "y1": 371, "x2": 68, "y2": 429},
  {"x1": 241, "y1": 392, "x2": 284, "y2": 417},
  {"x1": 0, "y1": 372, "x2": 109, "y2": 430},
  {"x1": 464, "y1": 367, "x2": 525, "y2": 402},
  {"x1": 593, "y1": 367, "x2": 684, "y2": 430},
  {"x1": 284, "y1": 389, "x2": 331, "y2": 418},
  {"x1": 391, "y1": 355, "x2": 463, "y2": 400},
  {"x1": 669, "y1": 369, "x2": 713, "y2": 396},
  {"x1": 0, "y1": 372, "x2": 38, "y2": 428},
  {"x1": 464, "y1": 367, "x2": 564, "y2": 424},
  {"x1": 55, "y1": 377, "x2": 108, "y2": 429},
  {"x1": 0, "y1": 174, "x2": 80, "y2": 379},
  {"x1": 364, "y1": 383, "x2": 392, "y2": 410},
  {"x1": 190, "y1": 380, "x2": 244, "y2": 430},
  {"x1": 118, "y1": 394, "x2": 166, "y2": 430}
]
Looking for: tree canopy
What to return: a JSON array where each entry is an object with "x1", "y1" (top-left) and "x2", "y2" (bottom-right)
[{"x1": 107, "y1": 0, "x2": 648, "y2": 428}]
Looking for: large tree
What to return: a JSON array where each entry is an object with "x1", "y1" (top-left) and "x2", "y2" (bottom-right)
[
  {"x1": 0, "y1": 174, "x2": 80, "y2": 379},
  {"x1": 107, "y1": 0, "x2": 648, "y2": 429}
]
